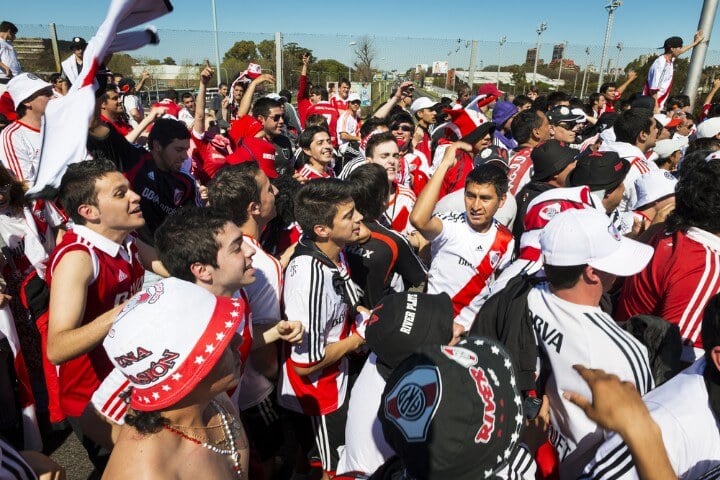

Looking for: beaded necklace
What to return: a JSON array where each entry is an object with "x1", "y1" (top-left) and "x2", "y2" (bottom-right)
[{"x1": 163, "y1": 400, "x2": 242, "y2": 479}]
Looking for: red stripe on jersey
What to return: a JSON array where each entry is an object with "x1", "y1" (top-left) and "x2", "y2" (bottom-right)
[
  {"x1": 369, "y1": 230, "x2": 399, "y2": 283},
  {"x1": 682, "y1": 247, "x2": 720, "y2": 344},
  {"x1": 523, "y1": 200, "x2": 589, "y2": 231},
  {"x1": 630, "y1": 157, "x2": 650, "y2": 174},
  {"x1": 451, "y1": 225, "x2": 514, "y2": 318},
  {"x1": 2, "y1": 123, "x2": 25, "y2": 180}
]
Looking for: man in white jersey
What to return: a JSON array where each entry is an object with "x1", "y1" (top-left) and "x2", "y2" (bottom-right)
[
  {"x1": 643, "y1": 32, "x2": 703, "y2": 111},
  {"x1": 600, "y1": 108, "x2": 658, "y2": 223},
  {"x1": 278, "y1": 178, "x2": 365, "y2": 478},
  {"x1": 410, "y1": 142, "x2": 514, "y2": 339},
  {"x1": 0, "y1": 22, "x2": 20, "y2": 83},
  {"x1": 582, "y1": 292, "x2": 720, "y2": 479},
  {"x1": 532, "y1": 208, "x2": 654, "y2": 477},
  {"x1": 1, "y1": 74, "x2": 53, "y2": 185}
]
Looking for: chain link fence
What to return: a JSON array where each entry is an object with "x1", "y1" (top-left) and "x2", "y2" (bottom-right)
[{"x1": 15, "y1": 24, "x2": 720, "y2": 102}]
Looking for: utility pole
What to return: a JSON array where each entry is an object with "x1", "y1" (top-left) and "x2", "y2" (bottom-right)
[
  {"x1": 614, "y1": 42, "x2": 623, "y2": 81},
  {"x1": 497, "y1": 36, "x2": 506, "y2": 88},
  {"x1": 211, "y1": 0, "x2": 222, "y2": 87},
  {"x1": 580, "y1": 47, "x2": 591, "y2": 99},
  {"x1": 597, "y1": 0, "x2": 622, "y2": 92},
  {"x1": 532, "y1": 21, "x2": 547, "y2": 86},
  {"x1": 684, "y1": 0, "x2": 718, "y2": 109},
  {"x1": 467, "y1": 40, "x2": 479, "y2": 90},
  {"x1": 275, "y1": 32, "x2": 283, "y2": 92},
  {"x1": 348, "y1": 41, "x2": 357, "y2": 83}
]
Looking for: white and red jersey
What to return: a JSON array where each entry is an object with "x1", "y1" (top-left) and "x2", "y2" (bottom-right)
[
  {"x1": 600, "y1": 141, "x2": 658, "y2": 214},
  {"x1": 617, "y1": 227, "x2": 720, "y2": 362},
  {"x1": 643, "y1": 54, "x2": 674, "y2": 111},
  {"x1": 330, "y1": 94, "x2": 349, "y2": 113},
  {"x1": 234, "y1": 235, "x2": 283, "y2": 410},
  {"x1": 384, "y1": 184, "x2": 416, "y2": 235},
  {"x1": 528, "y1": 283, "x2": 653, "y2": 478},
  {"x1": 427, "y1": 214, "x2": 514, "y2": 331},
  {"x1": 507, "y1": 146, "x2": 534, "y2": 197},
  {"x1": 278, "y1": 253, "x2": 352, "y2": 415},
  {"x1": 0, "y1": 121, "x2": 42, "y2": 186},
  {"x1": 296, "y1": 163, "x2": 334, "y2": 181},
  {"x1": 337, "y1": 111, "x2": 360, "y2": 147},
  {"x1": 45, "y1": 225, "x2": 145, "y2": 418},
  {"x1": 306, "y1": 101, "x2": 340, "y2": 146}
]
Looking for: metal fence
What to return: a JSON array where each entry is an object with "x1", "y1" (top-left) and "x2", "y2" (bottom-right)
[{"x1": 15, "y1": 23, "x2": 720, "y2": 99}]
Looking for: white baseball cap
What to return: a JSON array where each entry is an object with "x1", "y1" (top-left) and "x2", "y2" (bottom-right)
[
  {"x1": 633, "y1": 170, "x2": 677, "y2": 210},
  {"x1": 348, "y1": 92, "x2": 361, "y2": 103},
  {"x1": 6, "y1": 73, "x2": 53, "y2": 109},
  {"x1": 410, "y1": 96, "x2": 439, "y2": 114},
  {"x1": 696, "y1": 117, "x2": 720, "y2": 139},
  {"x1": 103, "y1": 277, "x2": 244, "y2": 411},
  {"x1": 540, "y1": 208, "x2": 653, "y2": 277},
  {"x1": 653, "y1": 136, "x2": 688, "y2": 159}
]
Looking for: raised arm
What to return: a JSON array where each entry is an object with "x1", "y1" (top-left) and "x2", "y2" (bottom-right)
[
  {"x1": 373, "y1": 81, "x2": 414, "y2": 119},
  {"x1": 615, "y1": 70, "x2": 637, "y2": 97},
  {"x1": 135, "y1": 70, "x2": 150, "y2": 92},
  {"x1": 237, "y1": 73, "x2": 275, "y2": 118},
  {"x1": 125, "y1": 105, "x2": 165, "y2": 144},
  {"x1": 409, "y1": 142, "x2": 470, "y2": 240},
  {"x1": 194, "y1": 64, "x2": 214, "y2": 137},
  {"x1": 298, "y1": 53, "x2": 310, "y2": 103},
  {"x1": 679, "y1": 30, "x2": 704, "y2": 56}
]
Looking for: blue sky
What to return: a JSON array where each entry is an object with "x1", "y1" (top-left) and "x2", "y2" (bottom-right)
[{"x1": 9, "y1": 0, "x2": 720, "y2": 71}]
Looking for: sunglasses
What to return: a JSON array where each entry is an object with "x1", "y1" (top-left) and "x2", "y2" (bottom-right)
[
  {"x1": 392, "y1": 124, "x2": 413, "y2": 132},
  {"x1": 267, "y1": 114, "x2": 283, "y2": 121},
  {"x1": 350, "y1": 100, "x2": 361, "y2": 105}
]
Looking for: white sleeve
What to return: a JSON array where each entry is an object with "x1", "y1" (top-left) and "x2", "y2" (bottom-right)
[{"x1": 646, "y1": 58, "x2": 664, "y2": 92}]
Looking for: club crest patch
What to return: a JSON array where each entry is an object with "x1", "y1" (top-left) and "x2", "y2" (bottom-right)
[{"x1": 384, "y1": 366, "x2": 442, "y2": 442}]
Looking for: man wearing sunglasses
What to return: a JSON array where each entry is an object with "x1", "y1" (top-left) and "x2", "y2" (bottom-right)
[
  {"x1": 547, "y1": 105, "x2": 585, "y2": 145},
  {"x1": 253, "y1": 96, "x2": 293, "y2": 176}
]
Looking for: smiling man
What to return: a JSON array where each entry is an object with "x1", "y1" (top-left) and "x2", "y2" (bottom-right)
[
  {"x1": 410, "y1": 142, "x2": 514, "y2": 337},
  {"x1": 297, "y1": 125, "x2": 335, "y2": 180}
]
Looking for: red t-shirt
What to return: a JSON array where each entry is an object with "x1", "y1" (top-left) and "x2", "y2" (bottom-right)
[
  {"x1": 616, "y1": 228, "x2": 720, "y2": 354},
  {"x1": 306, "y1": 101, "x2": 340, "y2": 146}
]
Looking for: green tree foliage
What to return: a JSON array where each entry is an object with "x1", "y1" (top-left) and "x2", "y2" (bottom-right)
[
  {"x1": 107, "y1": 53, "x2": 136, "y2": 76},
  {"x1": 163, "y1": 57, "x2": 176, "y2": 65}
]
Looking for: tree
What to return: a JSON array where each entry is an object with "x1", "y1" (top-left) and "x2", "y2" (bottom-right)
[
  {"x1": 146, "y1": 59, "x2": 161, "y2": 66},
  {"x1": 223, "y1": 40, "x2": 258, "y2": 63},
  {"x1": 257, "y1": 39, "x2": 275, "y2": 65},
  {"x1": 107, "y1": 53, "x2": 136, "y2": 76},
  {"x1": 283, "y1": 42, "x2": 312, "y2": 89},
  {"x1": 163, "y1": 57, "x2": 176, "y2": 65},
  {"x1": 313, "y1": 59, "x2": 350, "y2": 86},
  {"x1": 511, "y1": 65, "x2": 528, "y2": 92},
  {"x1": 353, "y1": 36, "x2": 376, "y2": 83}
]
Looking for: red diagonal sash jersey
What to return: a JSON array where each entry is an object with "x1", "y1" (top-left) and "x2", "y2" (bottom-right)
[
  {"x1": 427, "y1": 214, "x2": 515, "y2": 331},
  {"x1": 450, "y1": 225, "x2": 514, "y2": 318}
]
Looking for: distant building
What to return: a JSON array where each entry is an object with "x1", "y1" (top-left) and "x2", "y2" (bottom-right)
[
  {"x1": 552, "y1": 44, "x2": 565, "y2": 62},
  {"x1": 549, "y1": 58, "x2": 580, "y2": 72},
  {"x1": 526, "y1": 48, "x2": 537, "y2": 65}
]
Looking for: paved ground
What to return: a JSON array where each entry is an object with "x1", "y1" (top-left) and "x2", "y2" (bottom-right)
[{"x1": 43, "y1": 425, "x2": 97, "y2": 480}]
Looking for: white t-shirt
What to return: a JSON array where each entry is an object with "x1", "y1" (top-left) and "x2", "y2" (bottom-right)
[
  {"x1": 583, "y1": 358, "x2": 720, "y2": 480},
  {"x1": 427, "y1": 214, "x2": 514, "y2": 331},
  {"x1": 232, "y1": 236, "x2": 283, "y2": 410},
  {"x1": 0, "y1": 121, "x2": 42, "y2": 186},
  {"x1": 278, "y1": 253, "x2": 352, "y2": 415},
  {"x1": 0, "y1": 38, "x2": 20, "y2": 79},
  {"x1": 337, "y1": 111, "x2": 359, "y2": 147},
  {"x1": 643, "y1": 55, "x2": 674, "y2": 110},
  {"x1": 122, "y1": 94, "x2": 144, "y2": 128},
  {"x1": 528, "y1": 283, "x2": 654, "y2": 478},
  {"x1": 337, "y1": 353, "x2": 394, "y2": 475}
]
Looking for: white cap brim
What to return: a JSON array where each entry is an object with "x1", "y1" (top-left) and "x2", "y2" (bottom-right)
[{"x1": 588, "y1": 237, "x2": 653, "y2": 277}]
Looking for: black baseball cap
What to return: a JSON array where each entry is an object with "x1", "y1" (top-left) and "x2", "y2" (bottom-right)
[
  {"x1": 474, "y1": 145, "x2": 509, "y2": 171},
  {"x1": 118, "y1": 78, "x2": 135, "y2": 94},
  {"x1": 662, "y1": 36, "x2": 683, "y2": 49},
  {"x1": 366, "y1": 292, "x2": 454, "y2": 380},
  {"x1": 70, "y1": 36, "x2": 88, "y2": 50},
  {"x1": 546, "y1": 105, "x2": 584, "y2": 126},
  {"x1": 530, "y1": 139, "x2": 578, "y2": 181},
  {"x1": 378, "y1": 337, "x2": 524, "y2": 480},
  {"x1": 462, "y1": 121, "x2": 496, "y2": 147},
  {"x1": 569, "y1": 150, "x2": 630, "y2": 192}
]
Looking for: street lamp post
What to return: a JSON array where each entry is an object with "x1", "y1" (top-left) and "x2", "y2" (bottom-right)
[
  {"x1": 614, "y1": 42, "x2": 623, "y2": 81},
  {"x1": 580, "y1": 47, "x2": 591, "y2": 99},
  {"x1": 597, "y1": 0, "x2": 622, "y2": 92},
  {"x1": 210, "y1": 0, "x2": 222, "y2": 88},
  {"x1": 497, "y1": 36, "x2": 506, "y2": 88},
  {"x1": 348, "y1": 41, "x2": 357, "y2": 83},
  {"x1": 532, "y1": 22, "x2": 547, "y2": 86}
]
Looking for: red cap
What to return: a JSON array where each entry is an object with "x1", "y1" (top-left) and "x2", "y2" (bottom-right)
[
  {"x1": 226, "y1": 137, "x2": 278, "y2": 179},
  {"x1": 476, "y1": 83, "x2": 504, "y2": 98},
  {"x1": 228, "y1": 116, "x2": 264, "y2": 148}
]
